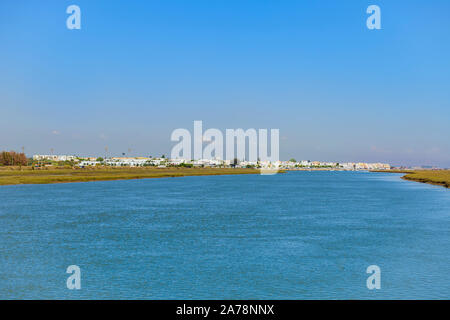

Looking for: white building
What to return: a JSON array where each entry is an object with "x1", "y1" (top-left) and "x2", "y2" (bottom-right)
[
  {"x1": 105, "y1": 157, "x2": 152, "y2": 167},
  {"x1": 33, "y1": 155, "x2": 78, "y2": 162},
  {"x1": 78, "y1": 160, "x2": 101, "y2": 166},
  {"x1": 167, "y1": 158, "x2": 188, "y2": 166}
]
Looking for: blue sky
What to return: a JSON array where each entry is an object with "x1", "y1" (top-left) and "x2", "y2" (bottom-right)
[{"x1": 1, "y1": 0, "x2": 449, "y2": 166}]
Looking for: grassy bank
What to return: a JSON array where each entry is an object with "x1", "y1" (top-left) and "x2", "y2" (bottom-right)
[
  {"x1": 371, "y1": 169, "x2": 450, "y2": 189},
  {"x1": 371, "y1": 169, "x2": 414, "y2": 174},
  {"x1": 401, "y1": 170, "x2": 450, "y2": 188},
  {"x1": 0, "y1": 166, "x2": 260, "y2": 186}
]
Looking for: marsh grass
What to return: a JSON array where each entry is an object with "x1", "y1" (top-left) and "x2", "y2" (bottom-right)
[
  {"x1": 402, "y1": 170, "x2": 450, "y2": 188},
  {"x1": 0, "y1": 166, "x2": 260, "y2": 186}
]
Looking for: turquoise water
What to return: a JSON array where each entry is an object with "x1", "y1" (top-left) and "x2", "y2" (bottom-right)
[{"x1": 0, "y1": 171, "x2": 449, "y2": 299}]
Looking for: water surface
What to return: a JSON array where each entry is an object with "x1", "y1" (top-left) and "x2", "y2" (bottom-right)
[{"x1": 0, "y1": 172, "x2": 449, "y2": 299}]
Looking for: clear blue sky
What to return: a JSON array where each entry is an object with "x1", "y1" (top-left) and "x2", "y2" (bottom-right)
[{"x1": 1, "y1": 0, "x2": 449, "y2": 166}]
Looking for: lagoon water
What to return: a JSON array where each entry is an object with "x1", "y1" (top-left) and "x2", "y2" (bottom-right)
[{"x1": 0, "y1": 171, "x2": 449, "y2": 299}]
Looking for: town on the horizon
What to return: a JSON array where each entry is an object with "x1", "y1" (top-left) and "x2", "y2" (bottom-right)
[{"x1": 30, "y1": 154, "x2": 399, "y2": 171}]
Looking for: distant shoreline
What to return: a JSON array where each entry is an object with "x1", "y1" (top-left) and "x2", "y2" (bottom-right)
[
  {"x1": 289, "y1": 168, "x2": 450, "y2": 189},
  {"x1": 0, "y1": 167, "x2": 261, "y2": 186},
  {"x1": 401, "y1": 172, "x2": 450, "y2": 189},
  {"x1": 2, "y1": 166, "x2": 449, "y2": 188},
  {"x1": 371, "y1": 169, "x2": 450, "y2": 189}
]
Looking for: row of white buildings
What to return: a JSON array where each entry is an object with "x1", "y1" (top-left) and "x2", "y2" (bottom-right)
[
  {"x1": 32, "y1": 155, "x2": 391, "y2": 170},
  {"x1": 274, "y1": 160, "x2": 391, "y2": 170},
  {"x1": 33, "y1": 155, "x2": 77, "y2": 161},
  {"x1": 236, "y1": 160, "x2": 390, "y2": 170}
]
